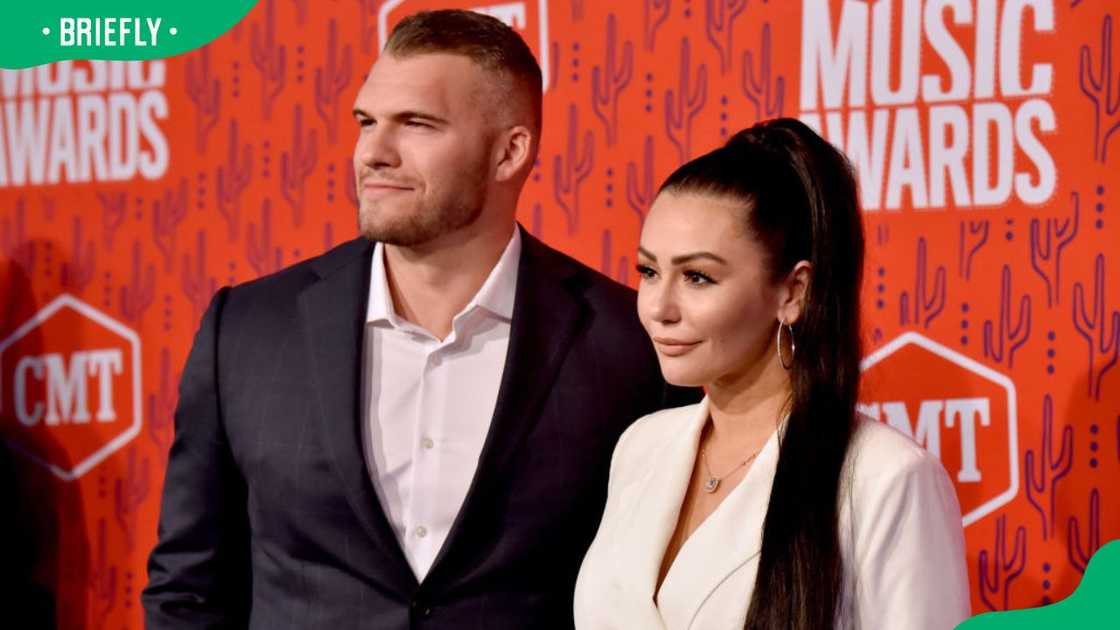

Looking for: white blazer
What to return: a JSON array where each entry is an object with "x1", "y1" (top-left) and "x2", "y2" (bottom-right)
[{"x1": 574, "y1": 398, "x2": 971, "y2": 630}]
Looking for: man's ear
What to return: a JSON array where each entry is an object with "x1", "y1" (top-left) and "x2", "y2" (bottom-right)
[
  {"x1": 776, "y1": 261, "x2": 812, "y2": 325},
  {"x1": 494, "y1": 125, "x2": 534, "y2": 183}
]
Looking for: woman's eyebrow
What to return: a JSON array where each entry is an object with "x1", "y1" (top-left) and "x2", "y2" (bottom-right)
[{"x1": 637, "y1": 247, "x2": 727, "y2": 265}]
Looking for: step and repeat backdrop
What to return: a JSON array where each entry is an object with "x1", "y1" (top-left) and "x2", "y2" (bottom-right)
[{"x1": 0, "y1": 0, "x2": 1116, "y2": 626}]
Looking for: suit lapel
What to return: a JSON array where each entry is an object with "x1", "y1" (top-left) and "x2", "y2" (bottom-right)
[
  {"x1": 424, "y1": 226, "x2": 586, "y2": 585},
  {"x1": 656, "y1": 416, "x2": 782, "y2": 630},
  {"x1": 298, "y1": 237, "x2": 419, "y2": 594},
  {"x1": 608, "y1": 400, "x2": 708, "y2": 623}
]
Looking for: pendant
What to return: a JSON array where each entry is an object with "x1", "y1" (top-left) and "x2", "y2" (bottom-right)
[{"x1": 703, "y1": 477, "x2": 719, "y2": 493}]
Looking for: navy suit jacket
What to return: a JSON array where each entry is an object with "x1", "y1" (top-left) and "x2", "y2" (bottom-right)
[{"x1": 142, "y1": 227, "x2": 699, "y2": 629}]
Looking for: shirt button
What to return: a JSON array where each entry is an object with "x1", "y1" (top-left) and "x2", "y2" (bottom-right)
[
  {"x1": 422, "y1": 437, "x2": 435, "y2": 449},
  {"x1": 415, "y1": 526, "x2": 428, "y2": 538}
]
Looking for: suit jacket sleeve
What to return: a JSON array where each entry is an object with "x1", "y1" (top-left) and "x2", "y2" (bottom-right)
[
  {"x1": 142, "y1": 287, "x2": 252, "y2": 629},
  {"x1": 849, "y1": 450, "x2": 972, "y2": 630}
]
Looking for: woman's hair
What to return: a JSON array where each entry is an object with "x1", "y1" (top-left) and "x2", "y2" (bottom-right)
[{"x1": 660, "y1": 118, "x2": 865, "y2": 630}]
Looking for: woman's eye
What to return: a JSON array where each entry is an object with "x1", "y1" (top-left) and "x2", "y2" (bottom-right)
[
  {"x1": 635, "y1": 264, "x2": 657, "y2": 279},
  {"x1": 683, "y1": 270, "x2": 715, "y2": 285}
]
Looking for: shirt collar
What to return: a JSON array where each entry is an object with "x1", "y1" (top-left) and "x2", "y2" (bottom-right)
[{"x1": 366, "y1": 227, "x2": 521, "y2": 326}]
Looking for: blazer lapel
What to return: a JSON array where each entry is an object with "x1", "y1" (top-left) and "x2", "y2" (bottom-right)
[
  {"x1": 424, "y1": 226, "x2": 586, "y2": 585},
  {"x1": 610, "y1": 400, "x2": 710, "y2": 624},
  {"x1": 656, "y1": 417, "x2": 783, "y2": 630},
  {"x1": 298, "y1": 237, "x2": 419, "y2": 594}
]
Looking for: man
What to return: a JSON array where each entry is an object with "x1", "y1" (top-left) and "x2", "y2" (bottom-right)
[{"x1": 142, "y1": 9, "x2": 696, "y2": 629}]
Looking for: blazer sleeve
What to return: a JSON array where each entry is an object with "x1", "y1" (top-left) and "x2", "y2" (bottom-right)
[
  {"x1": 142, "y1": 287, "x2": 252, "y2": 629},
  {"x1": 848, "y1": 450, "x2": 972, "y2": 630}
]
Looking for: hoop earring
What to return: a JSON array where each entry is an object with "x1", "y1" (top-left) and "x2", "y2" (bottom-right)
[{"x1": 777, "y1": 318, "x2": 796, "y2": 370}]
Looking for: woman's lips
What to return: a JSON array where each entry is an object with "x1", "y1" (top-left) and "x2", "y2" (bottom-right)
[{"x1": 652, "y1": 337, "x2": 701, "y2": 357}]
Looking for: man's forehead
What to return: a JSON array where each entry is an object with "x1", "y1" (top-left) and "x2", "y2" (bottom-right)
[{"x1": 357, "y1": 53, "x2": 490, "y2": 111}]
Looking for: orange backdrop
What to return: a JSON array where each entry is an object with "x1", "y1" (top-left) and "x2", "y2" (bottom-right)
[{"x1": 0, "y1": 0, "x2": 1116, "y2": 626}]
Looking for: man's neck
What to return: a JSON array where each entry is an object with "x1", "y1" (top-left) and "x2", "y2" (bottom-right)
[{"x1": 383, "y1": 221, "x2": 517, "y2": 340}]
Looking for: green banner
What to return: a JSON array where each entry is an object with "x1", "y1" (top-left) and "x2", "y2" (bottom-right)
[{"x1": 0, "y1": 1, "x2": 259, "y2": 68}]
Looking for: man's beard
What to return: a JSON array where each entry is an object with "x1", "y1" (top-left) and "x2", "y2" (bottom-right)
[{"x1": 358, "y1": 179, "x2": 486, "y2": 247}]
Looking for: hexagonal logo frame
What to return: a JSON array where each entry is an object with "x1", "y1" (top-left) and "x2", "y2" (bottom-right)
[
  {"x1": 0, "y1": 294, "x2": 142, "y2": 481},
  {"x1": 861, "y1": 331, "x2": 1019, "y2": 527}
]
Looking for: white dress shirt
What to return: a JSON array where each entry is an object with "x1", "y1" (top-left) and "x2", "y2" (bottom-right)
[
  {"x1": 574, "y1": 398, "x2": 971, "y2": 629},
  {"x1": 361, "y1": 229, "x2": 521, "y2": 580}
]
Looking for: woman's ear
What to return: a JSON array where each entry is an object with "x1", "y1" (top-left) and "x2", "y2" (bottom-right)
[{"x1": 777, "y1": 261, "x2": 812, "y2": 325}]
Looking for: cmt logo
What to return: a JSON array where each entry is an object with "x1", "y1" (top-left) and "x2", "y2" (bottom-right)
[
  {"x1": 378, "y1": 0, "x2": 551, "y2": 90},
  {"x1": 860, "y1": 332, "x2": 1018, "y2": 526},
  {"x1": 0, "y1": 295, "x2": 141, "y2": 480}
]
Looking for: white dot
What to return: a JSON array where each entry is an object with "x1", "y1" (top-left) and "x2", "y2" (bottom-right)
[
  {"x1": 42, "y1": 27, "x2": 50, "y2": 36},
  {"x1": 169, "y1": 27, "x2": 178, "y2": 36},
  {"x1": 415, "y1": 526, "x2": 427, "y2": 538}
]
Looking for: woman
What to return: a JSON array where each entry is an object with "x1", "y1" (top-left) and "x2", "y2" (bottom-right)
[{"x1": 573, "y1": 119, "x2": 970, "y2": 630}]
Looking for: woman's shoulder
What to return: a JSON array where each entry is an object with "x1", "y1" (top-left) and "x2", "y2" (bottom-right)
[{"x1": 844, "y1": 415, "x2": 956, "y2": 502}]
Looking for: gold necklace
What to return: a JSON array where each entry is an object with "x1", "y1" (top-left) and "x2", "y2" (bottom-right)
[{"x1": 700, "y1": 447, "x2": 760, "y2": 493}]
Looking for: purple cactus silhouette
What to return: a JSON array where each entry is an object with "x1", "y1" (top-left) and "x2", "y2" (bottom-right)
[
  {"x1": 114, "y1": 447, "x2": 150, "y2": 553},
  {"x1": 315, "y1": 18, "x2": 353, "y2": 146},
  {"x1": 958, "y1": 219, "x2": 990, "y2": 280},
  {"x1": 251, "y1": 0, "x2": 287, "y2": 121},
  {"x1": 152, "y1": 178, "x2": 189, "y2": 273},
  {"x1": 899, "y1": 236, "x2": 946, "y2": 329},
  {"x1": 553, "y1": 104, "x2": 594, "y2": 235},
  {"x1": 217, "y1": 120, "x2": 253, "y2": 242},
  {"x1": 1068, "y1": 488, "x2": 1101, "y2": 574},
  {"x1": 741, "y1": 23, "x2": 785, "y2": 123},
  {"x1": 591, "y1": 13, "x2": 634, "y2": 147},
  {"x1": 60, "y1": 216, "x2": 95, "y2": 294},
  {"x1": 97, "y1": 191, "x2": 127, "y2": 250},
  {"x1": 626, "y1": 135, "x2": 656, "y2": 225},
  {"x1": 281, "y1": 104, "x2": 319, "y2": 227},
  {"x1": 1079, "y1": 15, "x2": 1120, "y2": 162},
  {"x1": 978, "y1": 515, "x2": 1027, "y2": 611},
  {"x1": 181, "y1": 231, "x2": 218, "y2": 321},
  {"x1": 705, "y1": 0, "x2": 748, "y2": 75},
  {"x1": 247, "y1": 198, "x2": 285, "y2": 278},
  {"x1": 185, "y1": 45, "x2": 221, "y2": 154},
  {"x1": 1024, "y1": 394, "x2": 1073, "y2": 540},
  {"x1": 644, "y1": 0, "x2": 671, "y2": 51},
  {"x1": 119, "y1": 240, "x2": 155, "y2": 324},
  {"x1": 665, "y1": 38, "x2": 708, "y2": 164},
  {"x1": 982, "y1": 265, "x2": 1032, "y2": 368},
  {"x1": 1030, "y1": 192, "x2": 1080, "y2": 308},
  {"x1": 1072, "y1": 254, "x2": 1120, "y2": 400}
]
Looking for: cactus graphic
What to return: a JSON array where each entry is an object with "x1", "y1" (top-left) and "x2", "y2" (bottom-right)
[
  {"x1": 553, "y1": 104, "x2": 594, "y2": 235},
  {"x1": 114, "y1": 447, "x2": 150, "y2": 553},
  {"x1": 1079, "y1": 15, "x2": 1120, "y2": 162},
  {"x1": 0, "y1": 196, "x2": 34, "y2": 273},
  {"x1": 1024, "y1": 394, "x2": 1073, "y2": 541},
  {"x1": 958, "y1": 219, "x2": 990, "y2": 280},
  {"x1": 600, "y1": 229, "x2": 631, "y2": 285},
  {"x1": 898, "y1": 236, "x2": 946, "y2": 329},
  {"x1": 97, "y1": 190, "x2": 127, "y2": 250},
  {"x1": 1072, "y1": 254, "x2": 1120, "y2": 401},
  {"x1": 185, "y1": 45, "x2": 221, "y2": 154},
  {"x1": 250, "y1": 0, "x2": 287, "y2": 121},
  {"x1": 281, "y1": 104, "x2": 319, "y2": 227},
  {"x1": 217, "y1": 120, "x2": 253, "y2": 242},
  {"x1": 119, "y1": 240, "x2": 155, "y2": 324},
  {"x1": 591, "y1": 14, "x2": 634, "y2": 147},
  {"x1": 358, "y1": 0, "x2": 379, "y2": 55},
  {"x1": 1068, "y1": 488, "x2": 1101, "y2": 574},
  {"x1": 60, "y1": 216, "x2": 95, "y2": 294},
  {"x1": 978, "y1": 515, "x2": 1027, "y2": 611},
  {"x1": 740, "y1": 23, "x2": 785, "y2": 122},
  {"x1": 644, "y1": 0, "x2": 671, "y2": 51},
  {"x1": 315, "y1": 19, "x2": 353, "y2": 146},
  {"x1": 247, "y1": 198, "x2": 284, "y2": 278},
  {"x1": 181, "y1": 231, "x2": 218, "y2": 321},
  {"x1": 1029, "y1": 192, "x2": 1080, "y2": 308},
  {"x1": 89, "y1": 518, "x2": 117, "y2": 621},
  {"x1": 982, "y1": 265, "x2": 1032, "y2": 368},
  {"x1": 152, "y1": 178, "x2": 189, "y2": 273},
  {"x1": 705, "y1": 0, "x2": 748, "y2": 75},
  {"x1": 626, "y1": 135, "x2": 656, "y2": 225},
  {"x1": 147, "y1": 346, "x2": 177, "y2": 459},
  {"x1": 665, "y1": 38, "x2": 708, "y2": 164}
]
